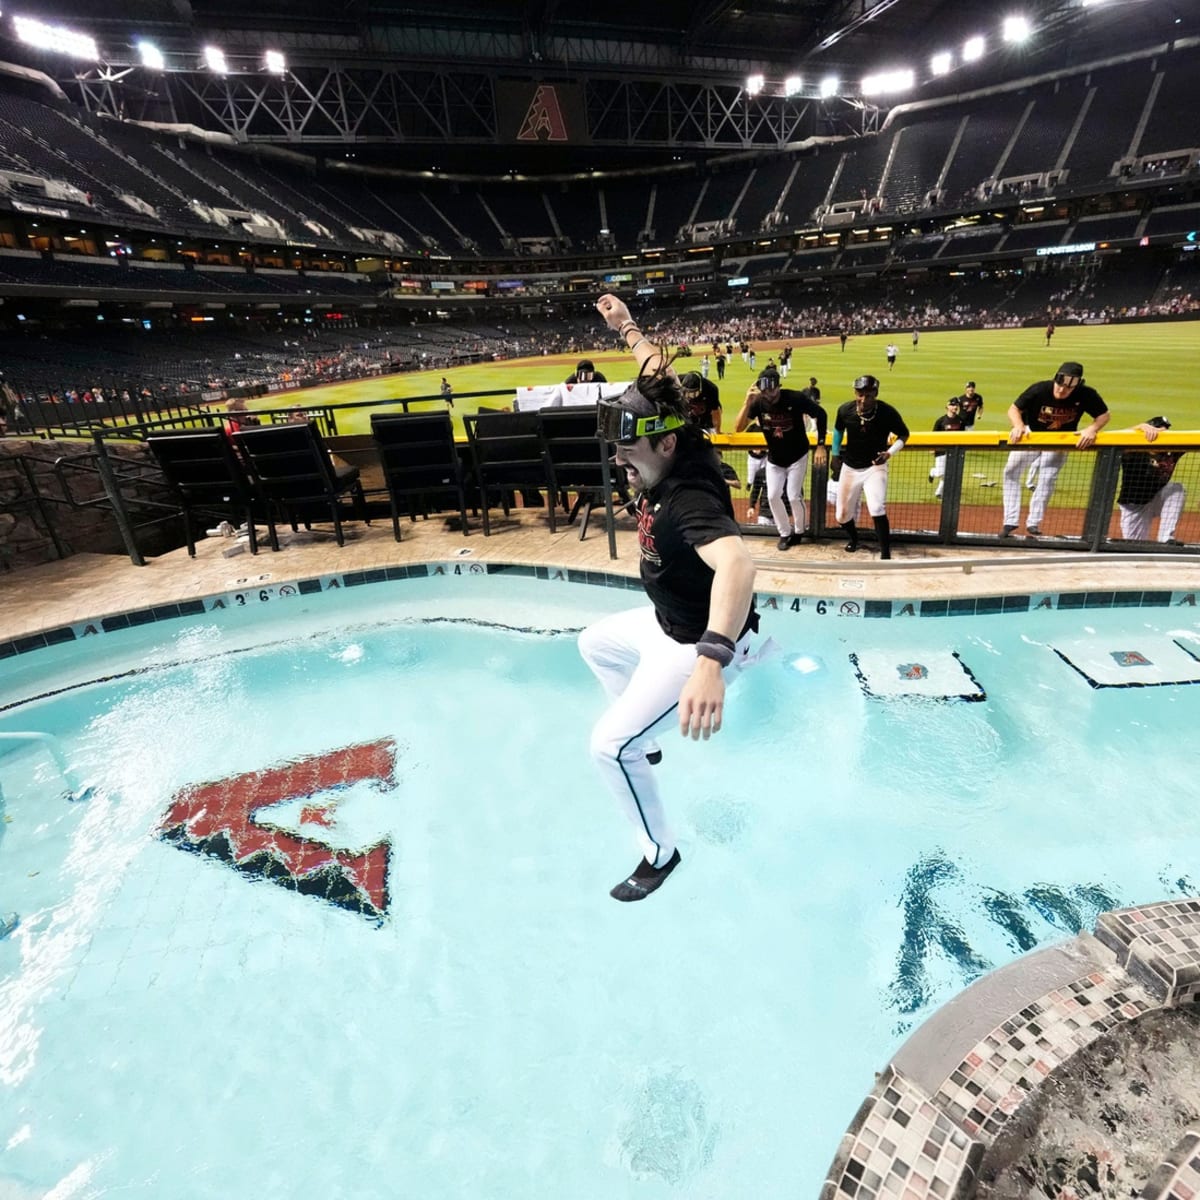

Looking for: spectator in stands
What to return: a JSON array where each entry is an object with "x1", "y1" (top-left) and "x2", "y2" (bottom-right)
[
  {"x1": 956, "y1": 381, "x2": 983, "y2": 427},
  {"x1": 679, "y1": 371, "x2": 722, "y2": 432},
  {"x1": 440, "y1": 376, "x2": 454, "y2": 407},
  {"x1": 832, "y1": 374, "x2": 909, "y2": 560},
  {"x1": 734, "y1": 366, "x2": 827, "y2": 551},
  {"x1": 1002, "y1": 361, "x2": 1109, "y2": 537},
  {"x1": 564, "y1": 359, "x2": 601, "y2": 385},
  {"x1": 930, "y1": 398, "x2": 966, "y2": 499},
  {"x1": 581, "y1": 291, "x2": 758, "y2": 902},
  {"x1": 1117, "y1": 416, "x2": 1185, "y2": 545},
  {"x1": 886, "y1": 343, "x2": 898, "y2": 371}
]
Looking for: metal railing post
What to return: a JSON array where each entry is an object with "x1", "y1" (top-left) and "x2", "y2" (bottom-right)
[{"x1": 90, "y1": 430, "x2": 145, "y2": 566}]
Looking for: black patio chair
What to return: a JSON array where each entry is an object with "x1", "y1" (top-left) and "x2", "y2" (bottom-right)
[
  {"x1": 145, "y1": 426, "x2": 261, "y2": 556},
  {"x1": 370, "y1": 411, "x2": 470, "y2": 542},
  {"x1": 463, "y1": 411, "x2": 546, "y2": 536},
  {"x1": 537, "y1": 406, "x2": 626, "y2": 544},
  {"x1": 232, "y1": 421, "x2": 368, "y2": 549}
]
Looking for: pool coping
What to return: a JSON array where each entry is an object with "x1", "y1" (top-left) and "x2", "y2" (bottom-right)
[
  {"x1": 821, "y1": 899, "x2": 1200, "y2": 1200},
  {"x1": 4, "y1": 553, "x2": 1200, "y2": 664}
]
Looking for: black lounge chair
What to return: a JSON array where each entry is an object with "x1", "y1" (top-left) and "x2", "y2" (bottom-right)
[
  {"x1": 232, "y1": 421, "x2": 368, "y2": 549},
  {"x1": 145, "y1": 426, "x2": 261, "y2": 556},
  {"x1": 370, "y1": 412, "x2": 470, "y2": 541}
]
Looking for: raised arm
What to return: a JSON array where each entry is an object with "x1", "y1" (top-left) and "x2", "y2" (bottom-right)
[{"x1": 596, "y1": 293, "x2": 664, "y2": 375}]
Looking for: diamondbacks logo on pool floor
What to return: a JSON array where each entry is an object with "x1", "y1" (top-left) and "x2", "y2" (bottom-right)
[{"x1": 157, "y1": 738, "x2": 398, "y2": 922}]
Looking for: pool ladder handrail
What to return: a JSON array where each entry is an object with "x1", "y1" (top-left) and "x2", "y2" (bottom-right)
[{"x1": 0, "y1": 731, "x2": 94, "y2": 802}]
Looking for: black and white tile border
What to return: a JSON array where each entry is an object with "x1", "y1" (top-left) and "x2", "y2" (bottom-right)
[
  {"x1": 3, "y1": 561, "x2": 1200, "y2": 662},
  {"x1": 822, "y1": 899, "x2": 1200, "y2": 1200}
]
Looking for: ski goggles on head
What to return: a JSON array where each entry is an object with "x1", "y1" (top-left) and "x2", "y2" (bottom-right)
[
  {"x1": 597, "y1": 400, "x2": 686, "y2": 445},
  {"x1": 1053, "y1": 372, "x2": 1081, "y2": 388}
]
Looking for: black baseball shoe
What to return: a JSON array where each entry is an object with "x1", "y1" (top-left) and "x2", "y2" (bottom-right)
[
  {"x1": 610, "y1": 850, "x2": 682, "y2": 902},
  {"x1": 1025, "y1": 525, "x2": 1042, "y2": 536},
  {"x1": 1000, "y1": 525, "x2": 1017, "y2": 537},
  {"x1": 777, "y1": 535, "x2": 792, "y2": 551},
  {"x1": 789, "y1": 532, "x2": 805, "y2": 547}
]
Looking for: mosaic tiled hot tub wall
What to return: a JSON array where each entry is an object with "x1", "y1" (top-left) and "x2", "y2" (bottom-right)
[
  {"x1": 3, "y1": 556, "x2": 1200, "y2": 661},
  {"x1": 821, "y1": 899, "x2": 1200, "y2": 1200}
]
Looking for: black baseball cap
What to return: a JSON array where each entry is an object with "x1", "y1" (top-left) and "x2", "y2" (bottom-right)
[
  {"x1": 576, "y1": 359, "x2": 595, "y2": 373},
  {"x1": 1055, "y1": 361, "x2": 1084, "y2": 380},
  {"x1": 679, "y1": 371, "x2": 703, "y2": 392},
  {"x1": 965, "y1": 380, "x2": 976, "y2": 388},
  {"x1": 1147, "y1": 415, "x2": 1171, "y2": 429},
  {"x1": 853, "y1": 374, "x2": 880, "y2": 394},
  {"x1": 946, "y1": 396, "x2": 961, "y2": 406}
]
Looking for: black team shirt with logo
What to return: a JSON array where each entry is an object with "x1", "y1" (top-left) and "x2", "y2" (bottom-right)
[
  {"x1": 835, "y1": 400, "x2": 910, "y2": 468},
  {"x1": 746, "y1": 389, "x2": 827, "y2": 468},
  {"x1": 635, "y1": 445, "x2": 754, "y2": 644},
  {"x1": 1012, "y1": 380, "x2": 1107, "y2": 432}
]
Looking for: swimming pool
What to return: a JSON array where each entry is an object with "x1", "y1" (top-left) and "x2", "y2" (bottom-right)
[{"x1": 2, "y1": 571, "x2": 1199, "y2": 1198}]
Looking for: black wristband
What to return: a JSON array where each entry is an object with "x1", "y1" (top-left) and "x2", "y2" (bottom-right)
[{"x1": 696, "y1": 630, "x2": 736, "y2": 668}]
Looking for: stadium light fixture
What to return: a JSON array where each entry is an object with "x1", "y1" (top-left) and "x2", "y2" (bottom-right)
[
  {"x1": 204, "y1": 45, "x2": 227, "y2": 74},
  {"x1": 861, "y1": 68, "x2": 915, "y2": 97},
  {"x1": 819, "y1": 75, "x2": 839, "y2": 98},
  {"x1": 930, "y1": 50, "x2": 953, "y2": 75},
  {"x1": 14, "y1": 15, "x2": 99, "y2": 60},
  {"x1": 1002, "y1": 16, "x2": 1031, "y2": 43},
  {"x1": 745, "y1": 74, "x2": 764, "y2": 96},
  {"x1": 138, "y1": 40, "x2": 164, "y2": 70},
  {"x1": 265, "y1": 49, "x2": 286, "y2": 74},
  {"x1": 783, "y1": 75, "x2": 802, "y2": 97},
  {"x1": 963, "y1": 35, "x2": 985, "y2": 61}
]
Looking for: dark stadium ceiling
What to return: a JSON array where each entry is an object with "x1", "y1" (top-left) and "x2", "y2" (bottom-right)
[
  {"x1": 16, "y1": 0, "x2": 1200, "y2": 172},
  {"x1": 41, "y1": 0, "x2": 1200, "y2": 78}
]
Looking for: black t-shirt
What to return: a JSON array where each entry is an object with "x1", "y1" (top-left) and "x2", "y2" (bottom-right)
[
  {"x1": 1118, "y1": 450, "x2": 1183, "y2": 506},
  {"x1": 685, "y1": 378, "x2": 722, "y2": 429},
  {"x1": 1013, "y1": 380, "x2": 1107, "y2": 432},
  {"x1": 835, "y1": 400, "x2": 910, "y2": 468},
  {"x1": 956, "y1": 392, "x2": 983, "y2": 426},
  {"x1": 932, "y1": 412, "x2": 966, "y2": 456},
  {"x1": 637, "y1": 447, "x2": 752, "y2": 644},
  {"x1": 747, "y1": 389, "x2": 827, "y2": 467}
]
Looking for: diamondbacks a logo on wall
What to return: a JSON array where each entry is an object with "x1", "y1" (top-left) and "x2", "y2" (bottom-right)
[
  {"x1": 517, "y1": 85, "x2": 569, "y2": 141},
  {"x1": 158, "y1": 738, "x2": 399, "y2": 922}
]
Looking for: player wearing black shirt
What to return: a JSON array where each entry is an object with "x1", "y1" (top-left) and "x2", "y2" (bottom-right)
[
  {"x1": 831, "y1": 375, "x2": 910, "y2": 559},
  {"x1": 679, "y1": 371, "x2": 722, "y2": 431},
  {"x1": 930, "y1": 398, "x2": 966, "y2": 498},
  {"x1": 735, "y1": 368, "x2": 828, "y2": 550},
  {"x1": 1117, "y1": 416, "x2": 1185, "y2": 544},
  {"x1": 1002, "y1": 361, "x2": 1109, "y2": 536},
  {"x1": 580, "y1": 293, "x2": 758, "y2": 902},
  {"x1": 956, "y1": 381, "x2": 983, "y2": 427}
]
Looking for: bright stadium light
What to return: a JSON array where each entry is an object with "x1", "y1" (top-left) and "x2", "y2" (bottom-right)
[
  {"x1": 1002, "y1": 16, "x2": 1031, "y2": 43},
  {"x1": 819, "y1": 74, "x2": 839, "y2": 98},
  {"x1": 745, "y1": 73, "x2": 764, "y2": 96},
  {"x1": 861, "y1": 68, "x2": 915, "y2": 97},
  {"x1": 14, "y1": 15, "x2": 99, "y2": 60},
  {"x1": 930, "y1": 50, "x2": 953, "y2": 75},
  {"x1": 963, "y1": 35, "x2": 986, "y2": 62},
  {"x1": 264, "y1": 49, "x2": 286, "y2": 74},
  {"x1": 138, "y1": 40, "x2": 164, "y2": 70},
  {"x1": 204, "y1": 45, "x2": 227, "y2": 74},
  {"x1": 783, "y1": 74, "x2": 802, "y2": 97}
]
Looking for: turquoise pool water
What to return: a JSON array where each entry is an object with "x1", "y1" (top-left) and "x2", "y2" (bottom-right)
[{"x1": 1, "y1": 575, "x2": 1199, "y2": 1198}]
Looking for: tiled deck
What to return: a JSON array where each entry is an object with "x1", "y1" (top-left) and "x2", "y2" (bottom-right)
[{"x1": 2, "y1": 510, "x2": 1198, "y2": 643}]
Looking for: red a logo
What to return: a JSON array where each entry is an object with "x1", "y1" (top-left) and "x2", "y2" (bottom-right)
[
  {"x1": 518, "y1": 85, "x2": 569, "y2": 141},
  {"x1": 158, "y1": 738, "x2": 398, "y2": 922}
]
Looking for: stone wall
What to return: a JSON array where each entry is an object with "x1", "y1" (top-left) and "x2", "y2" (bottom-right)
[{"x1": 0, "y1": 438, "x2": 183, "y2": 571}]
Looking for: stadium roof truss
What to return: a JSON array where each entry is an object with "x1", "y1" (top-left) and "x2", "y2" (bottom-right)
[{"x1": 67, "y1": 64, "x2": 852, "y2": 149}]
